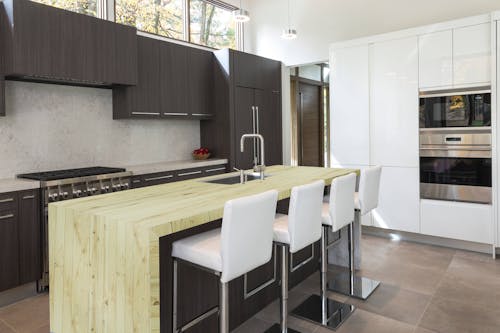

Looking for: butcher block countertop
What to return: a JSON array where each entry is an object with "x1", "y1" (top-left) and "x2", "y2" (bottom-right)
[{"x1": 49, "y1": 165, "x2": 358, "y2": 333}]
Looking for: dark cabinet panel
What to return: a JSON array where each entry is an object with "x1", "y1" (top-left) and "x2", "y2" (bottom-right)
[
  {"x1": 18, "y1": 190, "x2": 41, "y2": 285},
  {"x1": 160, "y1": 43, "x2": 189, "y2": 117},
  {"x1": 0, "y1": 76, "x2": 4, "y2": 117},
  {"x1": 187, "y1": 48, "x2": 214, "y2": 117},
  {"x1": 0, "y1": 208, "x2": 19, "y2": 292},
  {"x1": 113, "y1": 36, "x2": 161, "y2": 119},
  {"x1": 233, "y1": 51, "x2": 263, "y2": 89},
  {"x1": 234, "y1": 87, "x2": 257, "y2": 170},
  {"x1": 258, "y1": 90, "x2": 283, "y2": 167},
  {"x1": 141, "y1": 171, "x2": 177, "y2": 187},
  {"x1": 1, "y1": 0, "x2": 137, "y2": 86}
]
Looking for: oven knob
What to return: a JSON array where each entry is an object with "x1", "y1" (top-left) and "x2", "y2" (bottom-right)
[
  {"x1": 73, "y1": 190, "x2": 82, "y2": 197},
  {"x1": 59, "y1": 191, "x2": 69, "y2": 199},
  {"x1": 48, "y1": 193, "x2": 58, "y2": 201},
  {"x1": 122, "y1": 183, "x2": 129, "y2": 190}
]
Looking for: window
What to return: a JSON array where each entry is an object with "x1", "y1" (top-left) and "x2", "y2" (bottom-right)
[
  {"x1": 189, "y1": 0, "x2": 236, "y2": 49},
  {"x1": 115, "y1": 0, "x2": 184, "y2": 40},
  {"x1": 32, "y1": 0, "x2": 98, "y2": 17}
]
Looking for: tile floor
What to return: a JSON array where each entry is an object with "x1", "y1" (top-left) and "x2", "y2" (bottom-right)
[{"x1": 1, "y1": 235, "x2": 499, "y2": 333}]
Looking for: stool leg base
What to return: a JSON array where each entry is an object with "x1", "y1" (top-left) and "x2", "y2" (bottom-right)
[
  {"x1": 264, "y1": 323, "x2": 302, "y2": 333},
  {"x1": 291, "y1": 294, "x2": 355, "y2": 330},
  {"x1": 328, "y1": 271, "x2": 380, "y2": 300}
]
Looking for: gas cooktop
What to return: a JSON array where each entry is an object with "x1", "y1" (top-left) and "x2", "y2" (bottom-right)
[{"x1": 18, "y1": 167, "x2": 127, "y2": 181}]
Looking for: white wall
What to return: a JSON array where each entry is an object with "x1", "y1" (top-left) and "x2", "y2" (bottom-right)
[
  {"x1": 246, "y1": 0, "x2": 500, "y2": 65},
  {"x1": 0, "y1": 81, "x2": 200, "y2": 178}
]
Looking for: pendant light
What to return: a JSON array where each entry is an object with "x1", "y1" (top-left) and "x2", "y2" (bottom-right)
[
  {"x1": 233, "y1": 0, "x2": 250, "y2": 23},
  {"x1": 281, "y1": 0, "x2": 297, "y2": 40}
]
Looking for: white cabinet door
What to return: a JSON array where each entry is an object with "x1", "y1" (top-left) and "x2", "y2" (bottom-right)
[
  {"x1": 370, "y1": 37, "x2": 419, "y2": 168},
  {"x1": 418, "y1": 30, "x2": 453, "y2": 89},
  {"x1": 372, "y1": 167, "x2": 420, "y2": 233},
  {"x1": 453, "y1": 23, "x2": 491, "y2": 86},
  {"x1": 421, "y1": 200, "x2": 492, "y2": 244},
  {"x1": 330, "y1": 45, "x2": 370, "y2": 166}
]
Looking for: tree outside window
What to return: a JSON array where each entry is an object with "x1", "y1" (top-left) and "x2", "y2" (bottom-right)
[
  {"x1": 189, "y1": 0, "x2": 236, "y2": 49},
  {"x1": 32, "y1": 0, "x2": 98, "y2": 17}
]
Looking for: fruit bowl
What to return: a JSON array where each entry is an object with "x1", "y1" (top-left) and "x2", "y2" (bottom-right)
[
  {"x1": 193, "y1": 148, "x2": 210, "y2": 160},
  {"x1": 193, "y1": 153, "x2": 211, "y2": 160}
]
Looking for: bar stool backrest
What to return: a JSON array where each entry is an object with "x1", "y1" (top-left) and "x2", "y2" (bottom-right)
[
  {"x1": 220, "y1": 190, "x2": 278, "y2": 283},
  {"x1": 358, "y1": 166, "x2": 382, "y2": 215},
  {"x1": 328, "y1": 173, "x2": 357, "y2": 233},
  {"x1": 288, "y1": 180, "x2": 325, "y2": 254}
]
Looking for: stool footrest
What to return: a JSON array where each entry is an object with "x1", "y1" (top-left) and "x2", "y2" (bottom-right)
[
  {"x1": 291, "y1": 294, "x2": 355, "y2": 330},
  {"x1": 328, "y1": 271, "x2": 380, "y2": 300},
  {"x1": 263, "y1": 323, "x2": 303, "y2": 333}
]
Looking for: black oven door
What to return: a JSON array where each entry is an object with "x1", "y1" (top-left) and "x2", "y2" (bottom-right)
[{"x1": 420, "y1": 156, "x2": 492, "y2": 203}]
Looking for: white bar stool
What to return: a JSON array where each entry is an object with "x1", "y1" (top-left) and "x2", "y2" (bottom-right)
[
  {"x1": 328, "y1": 166, "x2": 382, "y2": 300},
  {"x1": 264, "y1": 180, "x2": 325, "y2": 333},
  {"x1": 171, "y1": 190, "x2": 279, "y2": 333},
  {"x1": 291, "y1": 173, "x2": 357, "y2": 330}
]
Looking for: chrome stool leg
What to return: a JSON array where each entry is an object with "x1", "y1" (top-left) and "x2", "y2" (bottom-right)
[
  {"x1": 328, "y1": 211, "x2": 380, "y2": 300},
  {"x1": 220, "y1": 281, "x2": 229, "y2": 333},
  {"x1": 291, "y1": 227, "x2": 355, "y2": 330},
  {"x1": 265, "y1": 244, "x2": 301, "y2": 333}
]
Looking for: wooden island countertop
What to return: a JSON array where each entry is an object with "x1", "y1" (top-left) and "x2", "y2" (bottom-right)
[{"x1": 49, "y1": 165, "x2": 358, "y2": 333}]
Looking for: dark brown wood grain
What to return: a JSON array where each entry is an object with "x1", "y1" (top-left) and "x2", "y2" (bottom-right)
[{"x1": 18, "y1": 189, "x2": 41, "y2": 285}]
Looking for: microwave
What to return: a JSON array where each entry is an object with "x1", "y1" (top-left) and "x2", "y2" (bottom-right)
[{"x1": 419, "y1": 89, "x2": 491, "y2": 128}]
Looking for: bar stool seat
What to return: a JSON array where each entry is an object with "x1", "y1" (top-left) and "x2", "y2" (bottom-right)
[
  {"x1": 272, "y1": 213, "x2": 290, "y2": 244},
  {"x1": 172, "y1": 229, "x2": 222, "y2": 273},
  {"x1": 172, "y1": 190, "x2": 279, "y2": 333}
]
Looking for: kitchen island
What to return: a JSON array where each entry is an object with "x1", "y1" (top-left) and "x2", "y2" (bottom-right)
[{"x1": 49, "y1": 165, "x2": 358, "y2": 333}]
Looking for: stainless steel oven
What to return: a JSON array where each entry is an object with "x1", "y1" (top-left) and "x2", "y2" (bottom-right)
[
  {"x1": 419, "y1": 88, "x2": 491, "y2": 129},
  {"x1": 419, "y1": 128, "x2": 491, "y2": 204}
]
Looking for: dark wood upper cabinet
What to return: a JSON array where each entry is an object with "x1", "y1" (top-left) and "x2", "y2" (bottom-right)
[
  {"x1": 113, "y1": 36, "x2": 161, "y2": 119},
  {"x1": 201, "y1": 49, "x2": 282, "y2": 170},
  {"x1": 114, "y1": 39, "x2": 214, "y2": 119},
  {"x1": 18, "y1": 189, "x2": 41, "y2": 285},
  {"x1": 160, "y1": 42, "x2": 189, "y2": 117},
  {"x1": 0, "y1": 0, "x2": 137, "y2": 86}
]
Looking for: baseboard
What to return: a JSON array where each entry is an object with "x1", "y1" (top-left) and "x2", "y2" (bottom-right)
[
  {"x1": 363, "y1": 226, "x2": 494, "y2": 255},
  {"x1": 0, "y1": 282, "x2": 38, "y2": 308}
]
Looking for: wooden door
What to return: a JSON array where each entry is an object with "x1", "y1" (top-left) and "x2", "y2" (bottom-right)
[
  {"x1": 160, "y1": 42, "x2": 189, "y2": 116},
  {"x1": 298, "y1": 82, "x2": 322, "y2": 166},
  {"x1": 18, "y1": 190, "x2": 41, "y2": 285},
  {"x1": 234, "y1": 86, "x2": 256, "y2": 170}
]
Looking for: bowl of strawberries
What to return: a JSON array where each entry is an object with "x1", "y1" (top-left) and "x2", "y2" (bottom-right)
[{"x1": 193, "y1": 147, "x2": 211, "y2": 160}]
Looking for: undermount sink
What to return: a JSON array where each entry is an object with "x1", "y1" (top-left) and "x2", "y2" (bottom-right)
[{"x1": 203, "y1": 173, "x2": 270, "y2": 185}]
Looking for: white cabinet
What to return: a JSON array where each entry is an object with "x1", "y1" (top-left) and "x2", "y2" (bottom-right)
[
  {"x1": 419, "y1": 30, "x2": 453, "y2": 89},
  {"x1": 453, "y1": 23, "x2": 491, "y2": 86},
  {"x1": 421, "y1": 200, "x2": 492, "y2": 244},
  {"x1": 370, "y1": 37, "x2": 419, "y2": 168},
  {"x1": 372, "y1": 167, "x2": 420, "y2": 233},
  {"x1": 330, "y1": 45, "x2": 370, "y2": 166}
]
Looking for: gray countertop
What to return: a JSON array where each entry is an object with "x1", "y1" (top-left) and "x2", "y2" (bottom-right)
[
  {"x1": 0, "y1": 178, "x2": 40, "y2": 194},
  {"x1": 122, "y1": 158, "x2": 228, "y2": 176}
]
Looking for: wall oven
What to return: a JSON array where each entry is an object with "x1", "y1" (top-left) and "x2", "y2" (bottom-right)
[
  {"x1": 419, "y1": 128, "x2": 491, "y2": 204},
  {"x1": 419, "y1": 88, "x2": 491, "y2": 128}
]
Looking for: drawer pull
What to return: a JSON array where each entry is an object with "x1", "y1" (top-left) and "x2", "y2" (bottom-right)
[
  {"x1": 0, "y1": 214, "x2": 14, "y2": 220},
  {"x1": 205, "y1": 167, "x2": 226, "y2": 173},
  {"x1": 0, "y1": 198, "x2": 14, "y2": 203},
  {"x1": 132, "y1": 112, "x2": 160, "y2": 116},
  {"x1": 22, "y1": 195, "x2": 35, "y2": 200},
  {"x1": 178, "y1": 170, "x2": 202, "y2": 177},
  {"x1": 191, "y1": 113, "x2": 212, "y2": 117},
  {"x1": 144, "y1": 175, "x2": 174, "y2": 182},
  {"x1": 132, "y1": 179, "x2": 142, "y2": 183},
  {"x1": 163, "y1": 113, "x2": 189, "y2": 116}
]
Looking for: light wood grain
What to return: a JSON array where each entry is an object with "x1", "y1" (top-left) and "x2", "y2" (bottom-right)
[{"x1": 49, "y1": 166, "x2": 358, "y2": 333}]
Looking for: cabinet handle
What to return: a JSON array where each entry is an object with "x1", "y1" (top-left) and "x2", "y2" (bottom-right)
[
  {"x1": 178, "y1": 170, "x2": 202, "y2": 177},
  {"x1": 132, "y1": 179, "x2": 142, "y2": 183},
  {"x1": 144, "y1": 175, "x2": 174, "y2": 182},
  {"x1": 0, "y1": 198, "x2": 14, "y2": 203},
  {"x1": 0, "y1": 214, "x2": 14, "y2": 220},
  {"x1": 22, "y1": 195, "x2": 35, "y2": 200},
  {"x1": 205, "y1": 167, "x2": 226, "y2": 173},
  {"x1": 256, "y1": 106, "x2": 260, "y2": 163},
  {"x1": 163, "y1": 113, "x2": 189, "y2": 116},
  {"x1": 191, "y1": 113, "x2": 212, "y2": 117},
  {"x1": 132, "y1": 112, "x2": 160, "y2": 116}
]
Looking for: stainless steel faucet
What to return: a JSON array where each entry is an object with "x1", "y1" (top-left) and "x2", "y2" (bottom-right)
[{"x1": 240, "y1": 134, "x2": 266, "y2": 180}]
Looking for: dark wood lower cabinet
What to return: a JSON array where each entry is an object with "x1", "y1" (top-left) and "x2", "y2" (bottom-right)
[
  {"x1": 159, "y1": 198, "x2": 321, "y2": 333},
  {"x1": 18, "y1": 189, "x2": 41, "y2": 285},
  {"x1": 0, "y1": 208, "x2": 20, "y2": 292}
]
